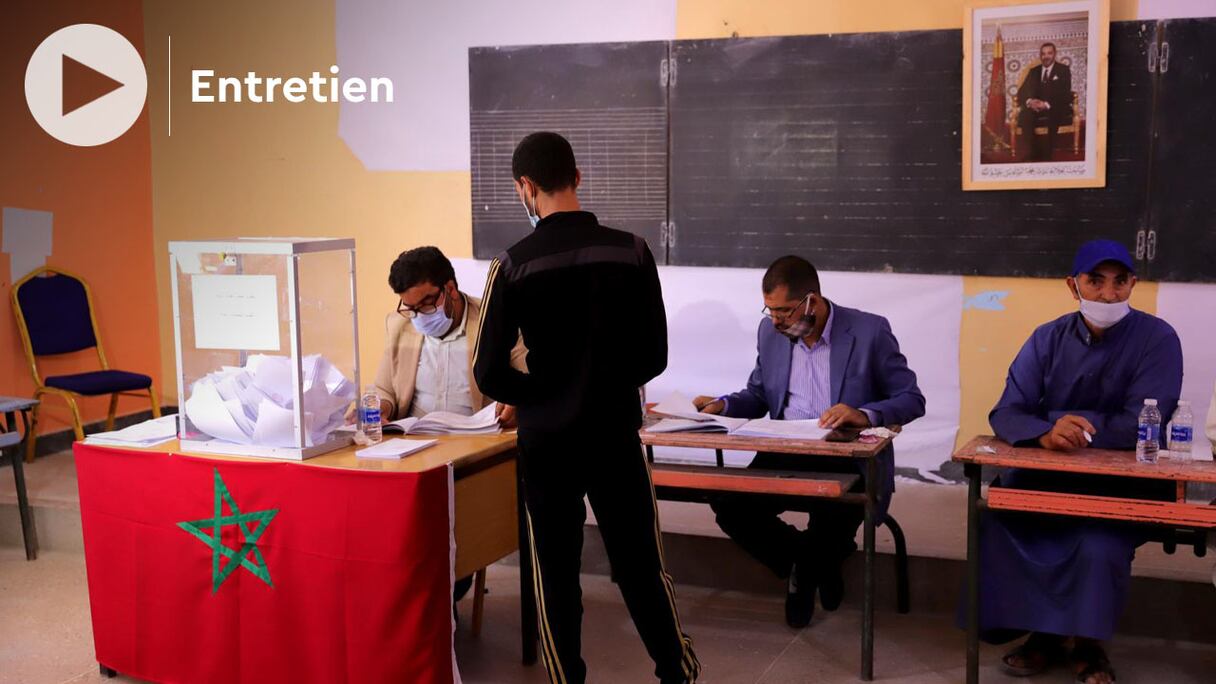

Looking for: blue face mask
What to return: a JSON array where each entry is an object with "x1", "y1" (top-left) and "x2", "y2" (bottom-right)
[
  {"x1": 520, "y1": 188, "x2": 540, "y2": 228},
  {"x1": 411, "y1": 290, "x2": 454, "y2": 337}
]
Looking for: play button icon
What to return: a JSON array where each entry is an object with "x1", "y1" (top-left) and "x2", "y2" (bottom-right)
[{"x1": 25, "y1": 24, "x2": 148, "y2": 147}]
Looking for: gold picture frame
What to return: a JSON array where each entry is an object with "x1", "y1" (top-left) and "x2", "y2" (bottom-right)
[{"x1": 962, "y1": 0, "x2": 1109, "y2": 190}]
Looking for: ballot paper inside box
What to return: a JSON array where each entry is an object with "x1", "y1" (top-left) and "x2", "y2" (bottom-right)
[{"x1": 169, "y1": 238, "x2": 360, "y2": 460}]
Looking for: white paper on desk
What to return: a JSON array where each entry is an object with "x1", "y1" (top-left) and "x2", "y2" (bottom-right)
[
  {"x1": 651, "y1": 392, "x2": 710, "y2": 421},
  {"x1": 357, "y1": 438, "x2": 437, "y2": 459},
  {"x1": 732, "y1": 418, "x2": 830, "y2": 440},
  {"x1": 191, "y1": 274, "x2": 282, "y2": 351},
  {"x1": 84, "y1": 415, "x2": 178, "y2": 447},
  {"x1": 646, "y1": 418, "x2": 730, "y2": 434},
  {"x1": 649, "y1": 392, "x2": 751, "y2": 431}
]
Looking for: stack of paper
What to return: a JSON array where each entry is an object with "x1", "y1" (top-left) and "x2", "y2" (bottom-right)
[
  {"x1": 84, "y1": 415, "x2": 178, "y2": 448},
  {"x1": 648, "y1": 392, "x2": 747, "y2": 433},
  {"x1": 646, "y1": 392, "x2": 831, "y2": 440},
  {"x1": 356, "y1": 438, "x2": 437, "y2": 460},
  {"x1": 730, "y1": 418, "x2": 830, "y2": 440},
  {"x1": 385, "y1": 402, "x2": 502, "y2": 436},
  {"x1": 183, "y1": 354, "x2": 356, "y2": 448}
]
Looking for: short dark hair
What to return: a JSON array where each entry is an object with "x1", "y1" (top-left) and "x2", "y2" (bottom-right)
[
  {"x1": 1040, "y1": 42, "x2": 1057, "y2": 52},
  {"x1": 512, "y1": 132, "x2": 578, "y2": 193},
  {"x1": 762, "y1": 255, "x2": 821, "y2": 298},
  {"x1": 388, "y1": 246, "x2": 456, "y2": 294}
]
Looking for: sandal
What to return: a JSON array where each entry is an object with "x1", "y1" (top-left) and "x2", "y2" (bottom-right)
[
  {"x1": 998, "y1": 633, "x2": 1066, "y2": 677},
  {"x1": 1072, "y1": 641, "x2": 1116, "y2": 684}
]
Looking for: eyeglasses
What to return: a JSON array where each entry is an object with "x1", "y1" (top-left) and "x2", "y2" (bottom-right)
[
  {"x1": 397, "y1": 289, "x2": 446, "y2": 319},
  {"x1": 761, "y1": 292, "x2": 812, "y2": 318}
]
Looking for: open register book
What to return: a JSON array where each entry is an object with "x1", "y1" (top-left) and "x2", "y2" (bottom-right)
[
  {"x1": 647, "y1": 392, "x2": 830, "y2": 440},
  {"x1": 339, "y1": 402, "x2": 502, "y2": 436}
]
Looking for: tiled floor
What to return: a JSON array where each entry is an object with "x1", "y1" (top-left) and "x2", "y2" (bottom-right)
[{"x1": 3, "y1": 547, "x2": 1214, "y2": 683}]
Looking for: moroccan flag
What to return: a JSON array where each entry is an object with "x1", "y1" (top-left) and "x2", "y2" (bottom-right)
[
  {"x1": 984, "y1": 28, "x2": 1008, "y2": 144},
  {"x1": 75, "y1": 444, "x2": 460, "y2": 683}
]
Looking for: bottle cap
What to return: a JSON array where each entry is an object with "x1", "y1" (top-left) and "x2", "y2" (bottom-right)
[{"x1": 1144, "y1": 398, "x2": 1157, "y2": 406}]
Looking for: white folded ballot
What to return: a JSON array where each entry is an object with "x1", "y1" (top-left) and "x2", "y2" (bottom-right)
[
  {"x1": 83, "y1": 415, "x2": 179, "y2": 448},
  {"x1": 647, "y1": 392, "x2": 830, "y2": 440},
  {"x1": 356, "y1": 438, "x2": 437, "y2": 460},
  {"x1": 183, "y1": 354, "x2": 356, "y2": 448}
]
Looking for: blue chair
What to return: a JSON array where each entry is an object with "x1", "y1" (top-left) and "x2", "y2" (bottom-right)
[{"x1": 11, "y1": 267, "x2": 161, "y2": 462}]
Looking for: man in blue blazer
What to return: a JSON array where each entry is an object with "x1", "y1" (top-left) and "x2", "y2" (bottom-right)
[{"x1": 694, "y1": 255, "x2": 925, "y2": 628}]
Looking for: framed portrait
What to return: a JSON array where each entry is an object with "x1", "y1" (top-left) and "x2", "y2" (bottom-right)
[{"x1": 962, "y1": 0, "x2": 1110, "y2": 190}]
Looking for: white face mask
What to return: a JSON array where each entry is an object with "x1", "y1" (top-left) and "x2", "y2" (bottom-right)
[{"x1": 1078, "y1": 297, "x2": 1131, "y2": 329}]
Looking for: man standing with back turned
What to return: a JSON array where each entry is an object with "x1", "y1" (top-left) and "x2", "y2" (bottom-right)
[{"x1": 474, "y1": 132, "x2": 699, "y2": 684}]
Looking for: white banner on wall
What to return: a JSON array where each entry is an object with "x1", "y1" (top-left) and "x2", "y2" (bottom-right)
[
  {"x1": 335, "y1": 0, "x2": 676, "y2": 172},
  {"x1": 453, "y1": 258, "x2": 964, "y2": 477},
  {"x1": 1156, "y1": 282, "x2": 1216, "y2": 459}
]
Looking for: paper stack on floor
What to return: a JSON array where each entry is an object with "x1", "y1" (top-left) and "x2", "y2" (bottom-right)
[
  {"x1": 84, "y1": 415, "x2": 179, "y2": 448},
  {"x1": 647, "y1": 392, "x2": 830, "y2": 440}
]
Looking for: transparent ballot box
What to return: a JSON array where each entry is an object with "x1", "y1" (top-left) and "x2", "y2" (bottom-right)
[{"x1": 169, "y1": 238, "x2": 360, "y2": 460}]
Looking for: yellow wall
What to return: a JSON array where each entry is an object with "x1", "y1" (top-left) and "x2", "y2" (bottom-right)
[
  {"x1": 675, "y1": 0, "x2": 1139, "y2": 37},
  {"x1": 145, "y1": 0, "x2": 1149, "y2": 450},
  {"x1": 142, "y1": 0, "x2": 471, "y2": 399}
]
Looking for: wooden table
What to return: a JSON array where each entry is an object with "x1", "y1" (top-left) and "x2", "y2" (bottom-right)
[
  {"x1": 1, "y1": 397, "x2": 38, "y2": 560},
  {"x1": 953, "y1": 435, "x2": 1216, "y2": 684},
  {"x1": 640, "y1": 424, "x2": 892, "y2": 681},
  {"x1": 100, "y1": 433, "x2": 538, "y2": 666}
]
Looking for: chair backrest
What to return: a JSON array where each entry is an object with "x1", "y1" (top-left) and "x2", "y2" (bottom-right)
[{"x1": 13, "y1": 268, "x2": 98, "y2": 356}]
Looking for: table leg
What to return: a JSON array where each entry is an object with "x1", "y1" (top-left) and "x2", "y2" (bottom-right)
[
  {"x1": 965, "y1": 462, "x2": 981, "y2": 684},
  {"x1": 516, "y1": 454, "x2": 538, "y2": 666},
  {"x1": 7, "y1": 410, "x2": 37, "y2": 561},
  {"x1": 861, "y1": 457, "x2": 876, "y2": 681}
]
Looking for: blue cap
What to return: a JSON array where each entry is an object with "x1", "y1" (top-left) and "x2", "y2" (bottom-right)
[{"x1": 1072, "y1": 239, "x2": 1135, "y2": 276}]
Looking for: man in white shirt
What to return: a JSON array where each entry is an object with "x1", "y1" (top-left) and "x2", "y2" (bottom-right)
[
  {"x1": 373, "y1": 246, "x2": 526, "y2": 424},
  {"x1": 373, "y1": 246, "x2": 526, "y2": 603}
]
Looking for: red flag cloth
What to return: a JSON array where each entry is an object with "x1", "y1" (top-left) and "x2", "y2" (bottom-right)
[
  {"x1": 75, "y1": 444, "x2": 458, "y2": 683},
  {"x1": 984, "y1": 32, "x2": 1008, "y2": 141}
]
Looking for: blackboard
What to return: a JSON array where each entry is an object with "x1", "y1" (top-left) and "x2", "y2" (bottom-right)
[
  {"x1": 1145, "y1": 18, "x2": 1216, "y2": 282},
  {"x1": 468, "y1": 41, "x2": 668, "y2": 259},
  {"x1": 667, "y1": 26, "x2": 1154, "y2": 277},
  {"x1": 468, "y1": 20, "x2": 1214, "y2": 281}
]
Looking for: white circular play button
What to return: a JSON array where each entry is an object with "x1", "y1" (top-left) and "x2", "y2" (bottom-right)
[{"x1": 24, "y1": 24, "x2": 148, "y2": 147}]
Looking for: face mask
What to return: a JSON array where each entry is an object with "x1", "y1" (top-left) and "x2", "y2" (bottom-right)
[
  {"x1": 412, "y1": 291, "x2": 453, "y2": 337},
  {"x1": 1078, "y1": 297, "x2": 1131, "y2": 329},
  {"x1": 520, "y1": 187, "x2": 540, "y2": 228},
  {"x1": 775, "y1": 295, "x2": 816, "y2": 339}
]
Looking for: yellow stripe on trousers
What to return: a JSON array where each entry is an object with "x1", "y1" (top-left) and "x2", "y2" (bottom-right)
[
  {"x1": 470, "y1": 257, "x2": 501, "y2": 370},
  {"x1": 525, "y1": 506, "x2": 569, "y2": 684},
  {"x1": 639, "y1": 447, "x2": 701, "y2": 682}
]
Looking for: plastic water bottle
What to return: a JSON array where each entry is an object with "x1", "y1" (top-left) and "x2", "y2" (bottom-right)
[
  {"x1": 1136, "y1": 398, "x2": 1161, "y2": 464},
  {"x1": 1169, "y1": 400, "x2": 1194, "y2": 461},
  {"x1": 358, "y1": 387, "x2": 383, "y2": 444}
]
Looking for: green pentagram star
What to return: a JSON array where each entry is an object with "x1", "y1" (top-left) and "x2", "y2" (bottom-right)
[{"x1": 177, "y1": 468, "x2": 279, "y2": 593}]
